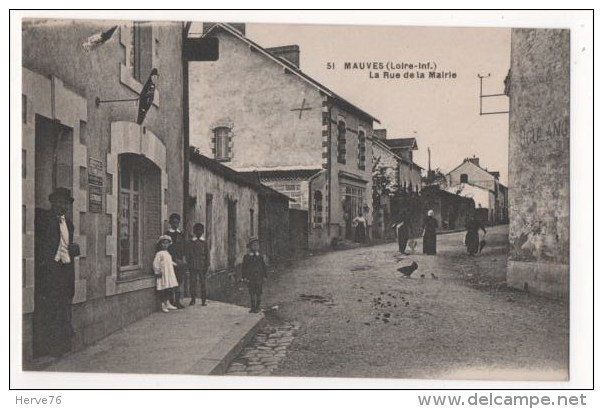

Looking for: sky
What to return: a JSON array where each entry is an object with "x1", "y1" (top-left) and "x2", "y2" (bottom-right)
[{"x1": 243, "y1": 23, "x2": 511, "y2": 185}]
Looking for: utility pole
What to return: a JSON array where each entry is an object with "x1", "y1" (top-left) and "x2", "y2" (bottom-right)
[{"x1": 478, "y1": 73, "x2": 509, "y2": 115}]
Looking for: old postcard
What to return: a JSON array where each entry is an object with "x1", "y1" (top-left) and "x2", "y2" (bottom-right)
[{"x1": 12, "y1": 10, "x2": 591, "y2": 389}]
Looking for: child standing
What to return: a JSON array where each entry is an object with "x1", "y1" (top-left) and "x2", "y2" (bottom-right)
[
  {"x1": 241, "y1": 237, "x2": 267, "y2": 313},
  {"x1": 165, "y1": 213, "x2": 186, "y2": 309},
  {"x1": 186, "y1": 223, "x2": 210, "y2": 306},
  {"x1": 154, "y1": 235, "x2": 179, "y2": 313}
]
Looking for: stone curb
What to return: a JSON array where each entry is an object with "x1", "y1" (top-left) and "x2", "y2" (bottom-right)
[{"x1": 186, "y1": 312, "x2": 266, "y2": 376}]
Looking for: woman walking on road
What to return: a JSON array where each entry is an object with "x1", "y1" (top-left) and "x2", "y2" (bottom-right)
[
  {"x1": 353, "y1": 212, "x2": 367, "y2": 244},
  {"x1": 422, "y1": 210, "x2": 438, "y2": 255},
  {"x1": 465, "y1": 215, "x2": 487, "y2": 256},
  {"x1": 393, "y1": 211, "x2": 411, "y2": 255}
]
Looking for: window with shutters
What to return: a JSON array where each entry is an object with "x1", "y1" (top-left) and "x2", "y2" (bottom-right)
[
  {"x1": 337, "y1": 120, "x2": 346, "y2": 164},
  {"x1": 213, "y1": 126, "x2": 232, "y2": 161},
  {"x1": 313, "y1": 191, "x2": 323, "y2": 224},
  {"x1": 118, "y1": 154, "x2": 161, "y2": 280},
  {"x1": 133, "y1": 21, "x2": 153, "y2": 83},
  {"x1": 250, "y1": 208, "x2": 255, "y2": 236},
  {"x1": 357, "y1": 129, "x2": 366, "y2": 170}
]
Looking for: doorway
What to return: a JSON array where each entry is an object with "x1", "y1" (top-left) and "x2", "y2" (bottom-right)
[{"x1": 32, "y1": 115, "x2": 74, "y2": 358}]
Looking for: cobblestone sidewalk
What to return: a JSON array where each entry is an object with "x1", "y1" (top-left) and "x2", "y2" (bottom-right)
[{"x1": 225, "y1": 320, "x2": 300, "y2": 376}]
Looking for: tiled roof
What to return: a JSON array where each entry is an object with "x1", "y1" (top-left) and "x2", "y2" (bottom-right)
[
  {"x1": 189, "y1": 148, "x2": 292, "y2": 201},
  {"x1": 384, "y1": 138, "x2": 418, "y2": 150},
  {"x1": 239, "y1": 168, "x2": 322, "y2": 181}
]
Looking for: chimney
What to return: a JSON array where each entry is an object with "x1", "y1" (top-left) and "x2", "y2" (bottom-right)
[
  {"x1": 373, "y1": 129, "x2": 387, "y2": 141},
  {"x1": 466, "y1": 155, "x2": 480, "y2": 167},
  {"x1": 266, "y1": 45, "x2": 300, "y2": 68},
  {"x1": 203, "y1": 22, "x2": 246, "y2": 36}
]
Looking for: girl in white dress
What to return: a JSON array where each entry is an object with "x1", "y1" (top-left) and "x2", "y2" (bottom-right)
[{"x1": 154, "y1": 235, "x2": 180, "y2": 313}]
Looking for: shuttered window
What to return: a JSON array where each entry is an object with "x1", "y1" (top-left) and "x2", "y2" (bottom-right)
[
  {"x1": 134, "y1": 22, "x2": 153, "y2": 83},
  {"x1": 337, "y1": 121, "x2": 347, "y2": 164},
  {"x1": 118, "y1": 154, "x2": 161, "y2": 280},
  {"x1": 357, "y1": 130, "x2": 366, "y2": 170},
  {"x1": 213, "y1": 127, "x2": 232, "y2": 161}
]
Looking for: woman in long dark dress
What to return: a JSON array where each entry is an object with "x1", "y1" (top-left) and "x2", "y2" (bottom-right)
[
  {"x1": 353, "y1": 213, "x2": 367, "y2": 243},
  {"x1": 465, "y1": 216, "x2": 486, "y2": 256},
  {"x1": 422, "y1": 210, "x2": 438, "y2": 255}
]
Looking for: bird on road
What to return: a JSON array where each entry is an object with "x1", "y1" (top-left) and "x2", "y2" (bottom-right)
[{"x1": 397, "y1": 261, "x2": 418, "y2": 277}]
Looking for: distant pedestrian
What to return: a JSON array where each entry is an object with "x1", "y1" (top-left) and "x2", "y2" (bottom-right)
[
  {"x1": 465, "y1": 215, "x2": 487, "y2": 256},
  {"x1": 353, "y1": 212, "x2": 367, "y2": 243},
  {"x1": 392, "y1": 212, "x2": 411, "y2": 255},
  {"x1": 165, "y1": 213, "x2": 186, "y2": 309},
  {"x1": 186, "y1": 223, "x2": 210, "y2": 306},
  {"x1": 422, "y1": 210, "x2": 438, "y2": 255},
  {"x1": 241, "y1": 237, "x2": 267, "y2": 313},
  {"x1": 154, "y1": 235, "x2": 179, "y2": 313}
]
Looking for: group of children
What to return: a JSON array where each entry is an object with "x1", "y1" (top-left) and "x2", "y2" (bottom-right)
[{"x1": 153, "y1": 213, "x2": 267, "y2": 314}]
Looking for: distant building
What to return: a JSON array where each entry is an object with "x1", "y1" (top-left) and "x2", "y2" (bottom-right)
[
  {"x1": 423, "y1": 169, "x2": 449, "y2": 189},
  {"x1": 371, "y1": 130, "x2": 423, "y2": 238},
  {"x1": 506, "y1": 28, "x2": 569, "y2": 298},
  {"x1": 446, "y1": 156, "x2": 508, "y2": 224},
  {"x1": 373, "y1": 129, "x2": 423, "y2": 193},
  {"x1": 189, "y1": 23, "x2": 379, "y2": 249}
]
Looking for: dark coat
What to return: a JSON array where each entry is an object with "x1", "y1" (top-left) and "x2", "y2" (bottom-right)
[
  {"x1": 165, "y1": 229, "x2": 186, "y2": 263},
  {"x1": 33, "y1": 208, "x2": 77, "y2": 357},
  {"x1": 186, "y1": 238, "x2": 210, "y2": 273},
  {"x1": 241, "y1": 253, "x2": 267, "y2": 283},
  {"x1": 422, "y1": 215, "x2": 438, "y2": 255},
  {"x1": 465, "y1": 219, "x2": 486, "y2": 255},
  {"x1": 35, "y1": 208, "x2": 75, "y2": 267}
]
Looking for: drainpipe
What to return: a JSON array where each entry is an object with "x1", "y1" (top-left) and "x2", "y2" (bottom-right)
[
  {"x1": 326, "y1": 101, "x2": 332, "y2": 236},
  {"x1": 182, "y1": 22, "x2": 192, "y2": 231}
]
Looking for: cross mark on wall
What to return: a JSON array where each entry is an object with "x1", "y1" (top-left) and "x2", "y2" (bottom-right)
[{"x1": 290, "y1": 98, "x2": 312, "y2": 119}]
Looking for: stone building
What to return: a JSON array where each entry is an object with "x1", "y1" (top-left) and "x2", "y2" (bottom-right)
[
  {"x1": 22, "y1": 20, "x2": 185, "y2": 362},
  {"x1": 187, "y1": 148, "x2": 291, "y2": 273},
  {"x1": 189, "y1": 23, "x2": 379, "y2": 249},
  {"x1": 375, "y1": 130, "x2": 423, "y2": 192},
  {"x1": 506, "y1": 28, "x2": 570, "y2": 298},
  {"x1": 446, "y1": 157, "x2": 508, "y2": 224}
]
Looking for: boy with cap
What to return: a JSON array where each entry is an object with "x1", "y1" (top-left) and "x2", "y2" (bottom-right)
[
  {"x1": 241, "y1": 237, "x2": 267, "y2": 313},
  {"x1": 165, "y1": 213, "x2": 186, "y2": 309},
  {"x1": 186, "y1": 223, "x2": 210, "y2": 306}
]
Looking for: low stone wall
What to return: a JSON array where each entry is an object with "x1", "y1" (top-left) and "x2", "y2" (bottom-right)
[{"x1": 507, "y1": 260, "x2": 569, "y2": 299}]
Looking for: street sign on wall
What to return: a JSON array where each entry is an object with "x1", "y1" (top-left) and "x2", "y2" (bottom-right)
[{"x1": 88, "y1": 158, "x2": 104, "y2": 213}]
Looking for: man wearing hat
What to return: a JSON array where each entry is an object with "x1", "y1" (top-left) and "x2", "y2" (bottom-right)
[
  {"x1": 241, "y1": 237, "x2": 267, "y2": 313},
  {"x1": 164, "y1": 213, "x2": 186, "y2": 309},
  {"x1": 33, "y1": 187, "x2": 80, "y2": 357}
]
